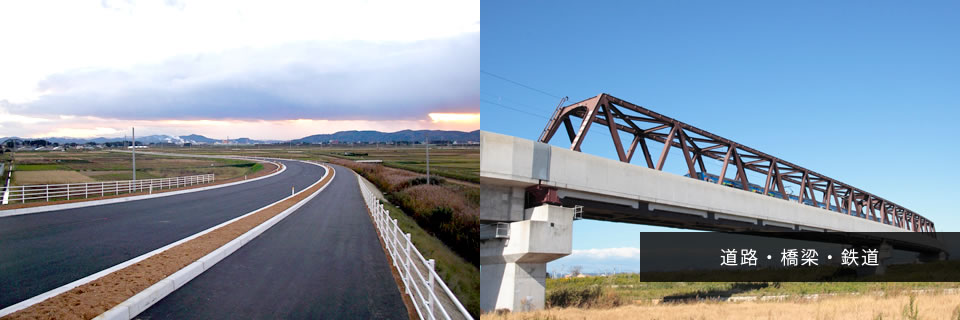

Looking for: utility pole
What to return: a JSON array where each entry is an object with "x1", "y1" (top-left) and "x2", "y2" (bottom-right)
[
  {"x1": 425, "y1": 133, "x2": 430, "y2": 185},
  {"x1": 132, "y1": 127, "x2": 136, "y2": 181},
  {"x1": 9, "y1": 138, "x2": 17, "y2": 165}
]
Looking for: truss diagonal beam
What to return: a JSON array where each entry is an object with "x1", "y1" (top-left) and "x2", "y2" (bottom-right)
[{"x1": 538, "y1": 93, "x2": 933, "y2": 235}]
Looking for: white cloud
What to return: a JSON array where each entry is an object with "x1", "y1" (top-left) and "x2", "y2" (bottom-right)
[
  {"x1": 12, "y1": 34, "x2": 479, "y2": 121},
  {"x1": 0, "y1": 116, "x2": 476, "y2": 140},
  {"x1": 0, "y1": 104, "x2": 51, "y2": 125},
  {"x1": 38, "y1": 127, "x2": 122, "y2": 138},
  {"x1": 0, "y1": 0, "x2": 479, "y2": 138},
  {"x1": 570, "y1": 247, "x2": 642, "y2": 260},
  {"x1": 0, "y1": 0, "x2": 479, "y2": 103}
]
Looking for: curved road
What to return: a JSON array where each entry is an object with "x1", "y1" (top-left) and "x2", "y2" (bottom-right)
[
  {"x1": 0, "y1": 160, "x2": 326, "y2": 309},
  {"x1": 139, "y1": 165, "x2": 407, "y2": 319}
]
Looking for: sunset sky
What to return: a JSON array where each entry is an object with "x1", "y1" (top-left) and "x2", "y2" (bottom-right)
[{"x1": 0, "y1": 0, "x2": 479, "y2": 140}]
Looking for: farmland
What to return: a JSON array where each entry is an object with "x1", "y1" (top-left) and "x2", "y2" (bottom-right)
[
  {"x1": 327, "y1": 147, "x2": 478, "y2": 183},
  {"x1": 6, "y1": 150, "x2": 263, "y2": 186},
  {"x1": 151, "y1": 144, "x2": 480, "y2": 183}
]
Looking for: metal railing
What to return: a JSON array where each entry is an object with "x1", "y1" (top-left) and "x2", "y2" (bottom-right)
[
  {"x1": 0, "y1": 174, "x2": 214, "y2": 205},
  {"x1": 358, "y1": 178, "x2": 473, "y2": 320},
  {"x1": 0, "y1": 163, "x2": 7, "y2": 205}
]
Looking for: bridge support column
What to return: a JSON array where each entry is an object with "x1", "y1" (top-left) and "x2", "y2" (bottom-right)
[
  {"x1": 480, "y1": 204, "x2": 574, "y2": 313},
  {"x1": 917, "y1": 251, "x2": 947, "y2": 262},
  {"x1": 856, "y1": 242, "x2": 894, "y2": 276}
]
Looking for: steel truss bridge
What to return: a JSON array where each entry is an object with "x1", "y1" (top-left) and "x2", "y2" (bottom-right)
[{"x1": 538, "y1": 93, "x2": 934, "y2": 235}]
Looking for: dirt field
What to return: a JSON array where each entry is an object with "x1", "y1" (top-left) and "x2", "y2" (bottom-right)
[
  {"x1": 485, "y1": 292, "x2": 960, "y2": 319},
  {"x1": 12, "y1": 170, "x2": 95, "y2": 184}
]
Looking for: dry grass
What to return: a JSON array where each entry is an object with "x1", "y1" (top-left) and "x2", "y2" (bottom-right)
[
  {"x1": 141, "y1": 166, "x2": 248, "y2": 179},
  {"x1": 397, "y1": 184, "x2": 478, "y2": 217},
  {"x1": 9, "y1": 152, "x2": 259, "y2": 184},
  {"x1": 483, "y1": 293, "x2": 960, "y2": 320},
  {"x1": 389, "y1": 183, "x2": 479, "y2": 266},
  {"x1": 381, "y1": 170, "x2": 420, "y2": 190},
  {"x1": 13, "y1": 170, "x2": 95, "y2": 184},
  {"x1": 0, "y1": 162, "x2": 278, "y2": 210}
]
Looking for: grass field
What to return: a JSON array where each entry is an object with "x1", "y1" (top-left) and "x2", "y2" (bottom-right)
[
  {"x1": 546, "y1": 275, "x2": 960, "y2": 303},
  {"x1": 150, "y1": 145, "x2": 480, "y2": 183},
  {"x1": 11, "y1": 164, "x2": 67, "y2": 171},
  {"x1": 12, "y1": 170, "x2": 96, "y2": 184},
  {"x1": 485, "y1": 293, "x2": 960, "y2": 319},
  {"x1": 482, "y1": 273, "x2": 960, "y2": 319},
  {"x1": 6, "y1": 150, "x2": 262, "y2": 185},
  {"x1": 327, "y1": 148, "x2": 479, "y2": 183}
]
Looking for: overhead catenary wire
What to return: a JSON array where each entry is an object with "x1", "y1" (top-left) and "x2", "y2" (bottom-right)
[
  {"x1": 483, "y1": 70, "x2": 639, "y2": 155},
  {"x1": 481, "y1": 70, "x2": 563, "y2": 99},
  {"x1": 481, "y1": 70, "x2": 567, "y2": 118},
  {"x1": 481, "y1": 98, "x2": 622, "y2": 143},
  {"x1": 480, "y1": 98, "x2": 549, "y2": 119},
  {"x1": 483, "y1": 84, "x2": 731, "y2": 178}
]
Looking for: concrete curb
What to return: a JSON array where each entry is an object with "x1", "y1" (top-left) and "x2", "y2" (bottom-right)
[
  {"x1": 0, "y1": 157, "x2": 284, "y2": 218},
  {"x1": 95, "y1": 161, "x2": 335, "y2": 320}
]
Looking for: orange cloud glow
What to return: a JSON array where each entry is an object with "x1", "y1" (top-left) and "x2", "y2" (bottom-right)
[
  {"x1": 15, "y1": 114, "x2": 479, "y2": 140},
  {"x1": 428, "y1": 112, "x2": 480, "y2": 124}
]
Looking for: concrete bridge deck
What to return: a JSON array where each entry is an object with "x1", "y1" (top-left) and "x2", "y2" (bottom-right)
[
  {"x1": 479, "y1": 131, "x2": 942, "y2": 313},
  {"x1": 481, "y1": 131, "x2": 939, "y2": 249}
]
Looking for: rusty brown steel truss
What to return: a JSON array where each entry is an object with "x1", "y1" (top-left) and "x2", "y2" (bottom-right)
[{"x1": 539, "y1": 93, "x2": 934, "y2": 235}]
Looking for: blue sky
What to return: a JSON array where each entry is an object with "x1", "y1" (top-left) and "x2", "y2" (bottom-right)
[{"x1": 481, "y1": 1, "x2": 960, "y2": 273}]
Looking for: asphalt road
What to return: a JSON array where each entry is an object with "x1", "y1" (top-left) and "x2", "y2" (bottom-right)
[
  {"x1": 0, "y1": 160, "x2": 326, "y2": 309},
  {"x1": 140, "y1": 164, "x2": 407, "y2": 319}
]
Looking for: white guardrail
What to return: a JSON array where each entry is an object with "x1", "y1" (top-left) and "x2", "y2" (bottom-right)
[
  {"x1": 359, "y1": 178, "x2": 474, "y2": 320},
  {"x1": 0, "y1": 174, "x2": 214, "y2": 205}
]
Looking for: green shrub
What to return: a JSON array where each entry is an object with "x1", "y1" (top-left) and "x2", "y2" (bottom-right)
[
  {"x1": 546, "y1": 286, "x2": 622, "y2": 309},
  {"x1": 245, "y1": 163, "x2": 264, "y2": 174},
  {"x1": 902, "y1": 294, "x2": 918, "y2": 320}
]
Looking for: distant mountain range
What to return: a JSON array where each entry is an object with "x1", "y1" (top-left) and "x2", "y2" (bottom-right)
[
  {"x1": 292, "y1": 130, "x2": 479, "y2": 144},
  {"x1": 1, "y1": 130, "x2": 479, "y2": 145},
  {"x1": 0, "y1": 134, "x2": 275, "y2": 145}
]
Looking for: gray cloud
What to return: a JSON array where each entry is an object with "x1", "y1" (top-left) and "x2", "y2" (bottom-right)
[{"x1": 14, "y1": 33, "x2": 478, "y2": 121}]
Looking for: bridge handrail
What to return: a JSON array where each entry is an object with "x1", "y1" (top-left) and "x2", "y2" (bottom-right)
[
  {"x1": 358, "y1": 177, "x2": 474, "y2": 320},
  {"x1": 0, "y1": 173, "x2": 214, "y2": 205}
]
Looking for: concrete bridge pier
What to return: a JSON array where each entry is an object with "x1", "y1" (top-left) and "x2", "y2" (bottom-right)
[
  {"x1": 917, "y1": 250, "x2": 948, "y2": 263},
  {"x1": 856, "y1": 242, "x2": 894, "y2": 276},
  {"x1": 480, "y1": 204, "x2": 575, "y2": 313}
]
